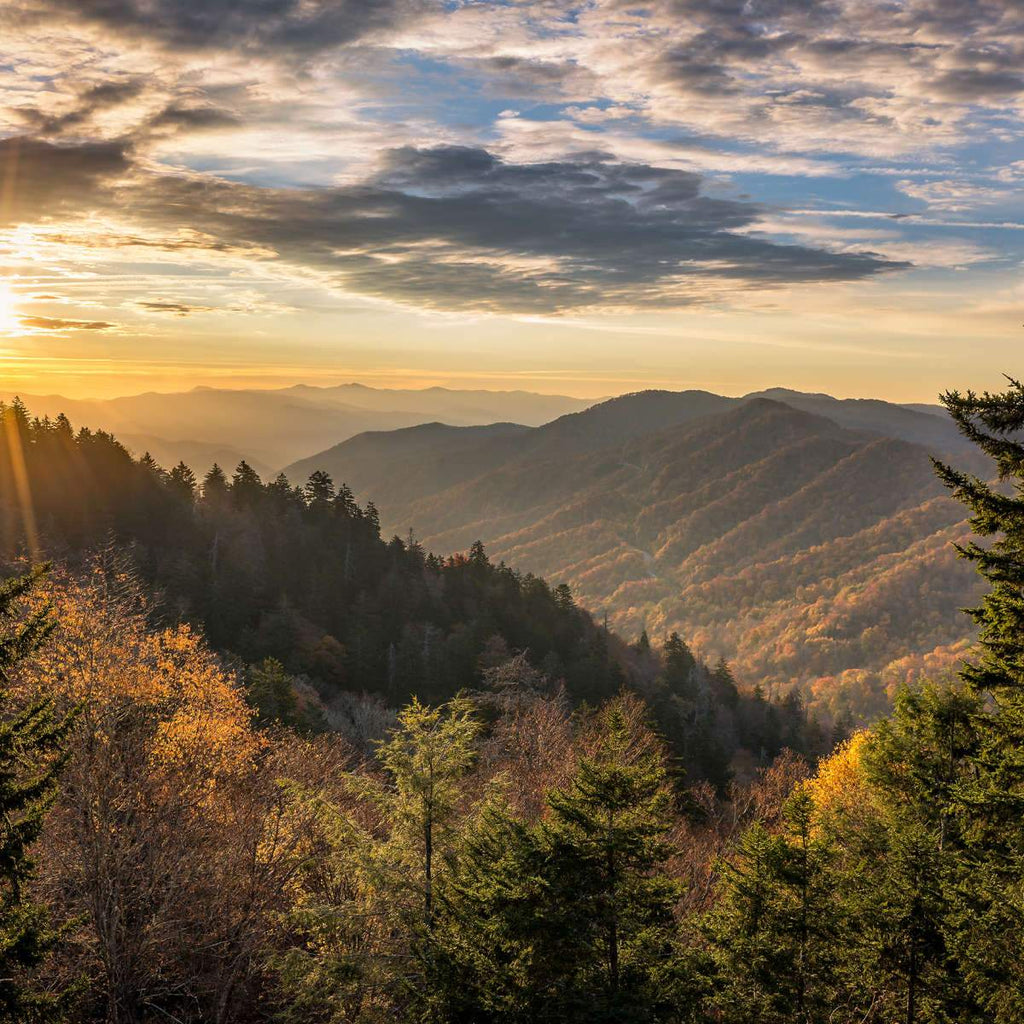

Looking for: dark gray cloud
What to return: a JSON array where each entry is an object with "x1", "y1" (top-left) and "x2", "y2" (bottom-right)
[
  {"x1": 147, "y1": 104, "x2": 242, "y2": 131},
  {"x1": 0, "y1": 137, "x2": 131, "y2": 224},
  {"x1": 636, "y1": 0, "x2": 1024, "y2": 112},
  {"x1": 20, "y1": 315, "x2": 115, "y2": 330},
  {"x1": 0, "y1": 135, "x2": 907, "y2": 313},
  {"x1": 123, "y1": 144, "x2": 905, "y2": 312},
  {"x1": 8, "y1": 0, "x2": 425, "y2": 56},
  {"x1": 16, "y1": 78, "x2": 145, "y2": 136},
  {"x1": 929, "y1": 68, "x2": 1024, "y2": 100}
]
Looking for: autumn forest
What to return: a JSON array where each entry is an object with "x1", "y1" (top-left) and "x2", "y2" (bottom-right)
[{"x1": 0, "y1": 377, "x2": 1020, "y2": 1024}]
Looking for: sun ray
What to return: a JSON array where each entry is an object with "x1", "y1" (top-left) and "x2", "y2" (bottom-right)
[{"x1": 0, "y1": 280, "x2": 21, "y2": 334}]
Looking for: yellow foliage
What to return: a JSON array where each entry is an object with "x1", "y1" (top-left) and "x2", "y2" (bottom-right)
[
  {"x1": 803, "y1": 731, "x2": 872, "y2": 820},
  {"x1": 17, "y1": 566, "x2": 263, "y2": 792}
]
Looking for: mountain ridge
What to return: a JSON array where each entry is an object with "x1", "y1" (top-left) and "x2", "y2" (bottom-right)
[{"x1": 282, "y1": 390, "x2": 985, "y2": 719}]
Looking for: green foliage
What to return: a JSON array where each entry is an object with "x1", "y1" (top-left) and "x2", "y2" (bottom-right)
[
  {"x1": 0, "y1": 567, "x2": 73, "y2": 1022},
  {"x1": 707, "y1": 791, "x2": 842, "y2": 1024},
  {"x1": 277, "y1": 698, "x2": 481, "y2": 1023},
  {"x1": 433, "y1": 700, "x2": 699, "y2": 1024},
  {"x1": 933, "y1": 377, "x2": 1024, "y2": 1023}
]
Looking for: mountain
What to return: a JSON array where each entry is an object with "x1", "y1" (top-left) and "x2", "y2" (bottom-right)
[
  {"x1": 745, "y1": 388, "x2": 973, "y2": 453},
  {"x1": 116, "y1": 434, "x2": 275, "y2": 481},
  {"x1": 288, "y1": 391, "x2": 986, "y2": 719},
  {"x1": 276, "y1": 383, "x2": 595, "y2": 424},
  {"x1": 0, "y1": 384, "x2": 592, "y2": 471},
  {"x1": 282, "y1": 390, "x2": 736, "y2": 499}
]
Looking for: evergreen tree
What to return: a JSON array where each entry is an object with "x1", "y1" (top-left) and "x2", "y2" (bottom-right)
[
  {"x1": 539, "y1": 701, "x2": 691, "y2": 1022},
  {"x1": 435, "y1": 700, "x2": 696, "y2": 1024},
  {"x1": 167, "y1": 461, "x2": 197, "y2": 502},
  {"x1": 243, "y1": 657, "x2": 300, "y2": 728},
  {"x1": 932, "y1": 378, "x2": 1024, "y2": 1022},
  {"x1": 231, "y1": 460, "x2": 264, "y2": 508},
  {"x1": 375, "y1": 696, "x2": 480, "y2": 930},
  {"x1": 304, "y1": 470, "x2": 335, "y2": 509},
  {"x1": 707, "y1": 790, "x2": 842, "y2": 1024},
  {"x1": 201, "y1": 463, "x2": 229, "y2": 506},
  {"x1": 662, "y1": 633, "x2": 696, "y2": 696},
  {"x1": 0, "y1": 567, "x2": 73, "y2": 1021}
]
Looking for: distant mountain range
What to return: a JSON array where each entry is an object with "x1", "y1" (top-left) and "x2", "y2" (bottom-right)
[
  {"x1": 283, "y1": 389, "x2": 986, "y2": 720},
  {"x1": 0, "y1": 384, "x2": 593, "y2": 473}
]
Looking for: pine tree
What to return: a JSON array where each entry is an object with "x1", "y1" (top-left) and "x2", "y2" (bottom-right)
[
  {"x1": 201, "y1": 463, "x2": 229, "y2": 506},
  {"x1": 707, "y1": 790, "x2": 842, "y2": 1024},
  {"x1": 540, "y1": 700, "x2": 691, "y2": 1023},
  {"x1": 932, "y1": 378, "x2": 1024, "y2": 1021},
  {"x1": 167, "y1": 461, "x2": 197, "y2": 502},
  {"x1": 0, "y1": 567, "x2": 73, "y2": 1021},
  {"x1": 304, "y1": 470, "x2": 335, "y2": 510},
  {"x1": 434, "y1": 700, "x2": 697, "y2": 1024},
  {"x1": 230, "y1": 460, "x2": 263, "y2": 509},
  {"x1": 375, "y1": 696, "x2": 480, "y2": 930}
]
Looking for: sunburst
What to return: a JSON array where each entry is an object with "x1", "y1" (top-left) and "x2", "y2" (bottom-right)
[{"x1": 0, "y1": 281, "x2": 21, "y2": 334}]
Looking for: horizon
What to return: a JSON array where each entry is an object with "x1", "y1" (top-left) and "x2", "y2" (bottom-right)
[{"x1": 0, "y1": 375, "x2": 959, "y2": 406}]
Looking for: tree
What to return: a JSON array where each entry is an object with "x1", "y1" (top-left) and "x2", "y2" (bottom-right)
[
  {"x1": 277, "y1": 697, "x2": 481, "y2": 1023},
  {"x1": 202, "y1": 463, "x2": 229, "y2": 505},
  {"x1": 304, "y1": 470, "x2": 335, "y2": 510},
  {"x1": 932, "y1": 377, "x2": 1024, "y2": 1022},
  {"x1": 167, "y1": 461, "x2": 197, "y2": 502},
  {"x1": 375, "y1": 696, "x2": 480, "y2": 930},
  {"x1": 540, "y1": 699, "x2": 692, "y2": 1022},
  {"x1": 707, "y1": 789, "x2": 842, "y2": 1024},
  {"x1": 0, "y1": 567, "x2": 73, "y2": 1022},
  {"x1": 434, "y1": 698, "x2": 697, "y2": 1024},
  {"x1": 23, "y1": 566, "x2": 270, "y2": 1024},
  {"x1": 244, "y1": 657, "x2": 300, "y2": 728}
]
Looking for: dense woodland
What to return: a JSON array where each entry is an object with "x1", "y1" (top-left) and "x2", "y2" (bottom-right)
[
  {"x1": 0, "y1": 396, "x2": 831, "y2": 781},
  {"x1": 0, "y1": 379, "x2": 1022, "y2": 1023},
  {"x1": 289, "y1": 394, "x2": 986, "y2": 723}
]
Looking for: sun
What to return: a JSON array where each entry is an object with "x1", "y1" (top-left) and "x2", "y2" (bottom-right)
[{"x1": 0, "y1": 281, "x2": 21, "y2": 334}]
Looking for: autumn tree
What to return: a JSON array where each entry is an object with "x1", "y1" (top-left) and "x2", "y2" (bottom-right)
[{"x1": 19, "y1": 564, "x2": 288, "y2": 1024}]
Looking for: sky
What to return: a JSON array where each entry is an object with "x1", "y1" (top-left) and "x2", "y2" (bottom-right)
[{"x1": 0, "y1": 0, "x2": 1022, "y2": 401}]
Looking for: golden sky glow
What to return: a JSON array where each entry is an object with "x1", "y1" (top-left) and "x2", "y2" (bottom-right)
[{"x1": 0, "y1": 0, "x2": 1022, "y2": 401}]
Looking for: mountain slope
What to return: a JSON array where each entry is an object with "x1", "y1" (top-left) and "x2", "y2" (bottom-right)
[
  {"x1": 745, "y1": 388, "x2": 972, "y2": 453},
  {"x1": 291, "y1": 393, "x2": 983, "y2": 719},
  {"x1": 282, "y1": 389, "x2": 737, "y2": 492}
]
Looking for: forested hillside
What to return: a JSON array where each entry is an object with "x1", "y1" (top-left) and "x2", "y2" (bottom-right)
[
  {"x1": 287, "y1": 393, "x2": 990, "y2": 720},
  {"x1": 0, "y1": 379, "x2": 1022, "y2": 1024},
  {"x1": 0, "y1": 397, "x2": 828, "y2": 784}
]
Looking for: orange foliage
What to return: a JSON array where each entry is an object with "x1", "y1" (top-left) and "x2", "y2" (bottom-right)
[{"x1": 20, "y1": 564, "x2": 262, "y2": 793}]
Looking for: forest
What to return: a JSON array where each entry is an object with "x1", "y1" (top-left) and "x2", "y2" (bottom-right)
[{"x1": 0, "y1": 378, "x2": 1022, "y2": 1023}]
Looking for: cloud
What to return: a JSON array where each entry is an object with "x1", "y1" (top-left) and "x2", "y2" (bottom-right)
[
  {"x1": 147, "y1": 104, "x2": 242, "y2": 132},
  {"x1": 18, "y1": 315, "x2": 115, "y2": 331},
  {"x1": 135, "y1": 300, "x2": 218, "y2": 315},
  {"x1": 0, "y1": 135, "x2": 907, "y2": 314},
  {"x1": 0, "y1": 137, "x2": 131, "y2": 225},
  {"x1": 896, "y1": 178, "x2": 1013, "y2": 212},
  {"x1": 105, "y1": 144, "x2": 905, "y2": 313},
  {"x1": 15, "y1": 78, "x2": 147, "y2": 136},
  {"x1": 8, "y1": 0, "x2": 425, "y2": 56}
]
